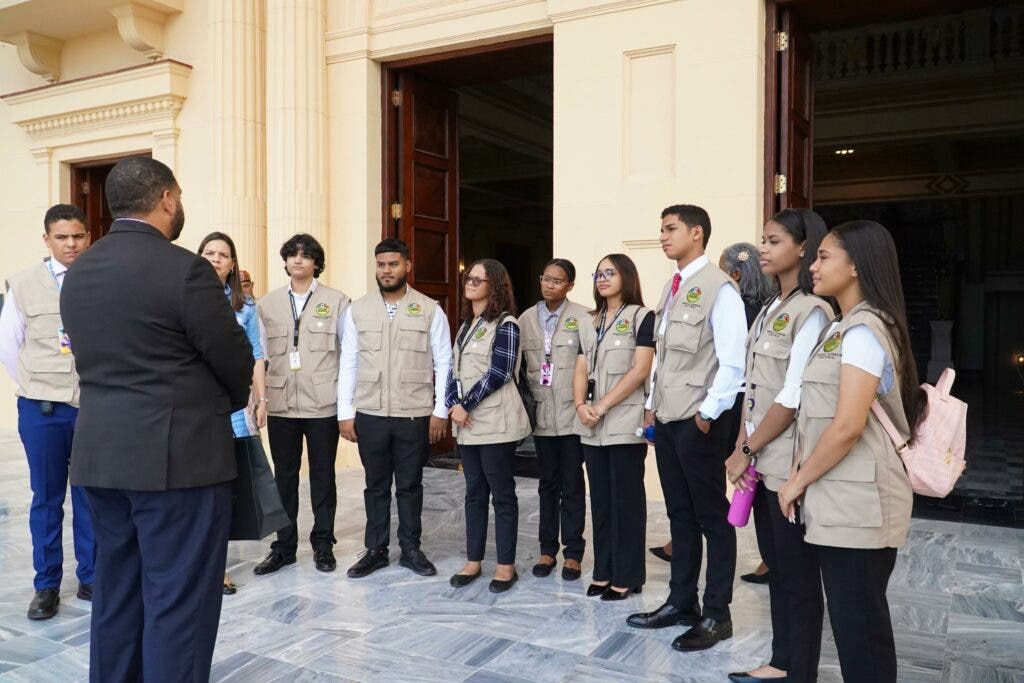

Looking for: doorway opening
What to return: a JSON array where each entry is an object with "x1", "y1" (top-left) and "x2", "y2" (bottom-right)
[
  {"x1": 766, "y1": 1, "x2": 1024, "y2": 526},
  {"x1": 383, "y1": 36, "x2": 554, "y2": 462},
  {"x1": 70, "y1": 152, "x2": 151, "y2": 243}
]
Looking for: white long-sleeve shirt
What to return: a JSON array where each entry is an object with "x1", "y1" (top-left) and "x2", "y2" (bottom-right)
[
  {"x1": 646, "y1": 255, "x2": 747, "y2": 419},
  {"x1": 0, "y1": 259, "x2": 67, "y2": 382},
  {"x1": 336, "y1": 297, "x2": 452, "y2": 420}
]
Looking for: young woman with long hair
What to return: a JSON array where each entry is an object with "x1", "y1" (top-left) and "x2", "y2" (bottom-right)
[
  {"x1": 446, "y1": 258, "x2": 531, "y2": 593},
  {"x1": 778, "y1": 220, "x2": 925, "y2": 682},
  {"x1": 573, "y1": 253, "x2": 655, "y2": 600}
]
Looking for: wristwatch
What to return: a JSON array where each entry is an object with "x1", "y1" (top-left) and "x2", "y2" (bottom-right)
[
  {"x1": 741, "y1": 441, "x2": 753, "y2": 456},
  {"x1": 698, "y1": 412, "x2": 714, "y2": 423}
]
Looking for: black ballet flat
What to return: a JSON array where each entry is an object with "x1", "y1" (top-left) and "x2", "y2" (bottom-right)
[
  {"x1": 586, "y1": 582, "x2": 611, "y2": 597},
  {"x1": 600, "y1": 586, "x2": 642, "y2": 601},
  {"x1": 449, "y1": 570, "x2": 482, "y2": 588}
]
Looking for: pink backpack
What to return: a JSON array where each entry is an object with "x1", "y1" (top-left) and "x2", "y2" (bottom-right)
[{"x1": 871, "y1": 368, "x2": 967, "y2": 498}]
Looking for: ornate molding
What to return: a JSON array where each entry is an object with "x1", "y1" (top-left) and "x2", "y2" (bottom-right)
[
  {"x1": 110, "y1": 2, "x2": 180, "y2": 60},
  {"x1": 4, "y1": 31, "x2": 63, "y2": 83},
  {"x1": 21, "y1": 97, "x2": 183, "y2": 140}
]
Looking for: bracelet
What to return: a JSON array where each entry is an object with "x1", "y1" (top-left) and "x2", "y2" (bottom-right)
[
  {"x1": 256, "y1": 397, "x2": 269, "y2": 403},
  {"x1": 575, "y1": 402, "x2": 585, "y2": 411}
]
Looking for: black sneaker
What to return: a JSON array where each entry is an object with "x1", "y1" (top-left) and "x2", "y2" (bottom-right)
[
  {"x1": 27, "y1": 588, "x2": 60, "y2": 620},
  {"x1": 347, "y1": 547, "x2": 389, "y2": 578},
  {"x1": 399, "y1": 548, "x2": 437, "y2": 576},
  {"x1": 314, "y1": 547, "x2": 337, "y2": 572},
  {"x1": 253, "y1": 550, "x2": 297, "y2": 576}
]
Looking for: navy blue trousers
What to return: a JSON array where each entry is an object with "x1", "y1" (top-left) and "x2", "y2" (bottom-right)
[
  {"x1": 86, "y1": 483, "x2": 231, "y2": 683},
  {"x1": 17, "y1": 397, "x2": 94, "y2": 591}
]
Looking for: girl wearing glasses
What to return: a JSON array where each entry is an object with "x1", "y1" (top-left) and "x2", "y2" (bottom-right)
[
  {"x1": 574, "y1": 254, "x2": 655, "y2": 600},
  {"x1": 446, "y1": 259, "x2": 531, "y2": 593},
  {"x1": 518, "y1": 259, "x2": 590, "y2": 581}
]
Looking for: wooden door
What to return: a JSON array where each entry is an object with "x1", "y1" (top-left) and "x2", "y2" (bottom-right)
[
  {"x1": 71, "y1": 163, "x2": 115, "y2": 243},
  {"x1": 770, "y1": 5, "x2": 814, "y2": 213}
]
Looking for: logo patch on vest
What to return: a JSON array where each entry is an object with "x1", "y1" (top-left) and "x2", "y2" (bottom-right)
[
  {"x1": 314, "y1": 303, "x2": 330, "y2": 317},
  {"x1": 406, "y1": 303, "x2": 422, "y2": 315},
  {"x1": 614, "y1": 319, "x2": 630, "y2": 333},
  {"x1": 564, "y1": 317, "x2": 579, "y2": 331},
  {"x1": 772, "y1": 313, "x2": 790, "y2": 332},
  {"x1": 685, "y1": 287, "x2": 702, "y2": 304},
  {"x1": 474, "y1": 327, "x2": 487, "y2": 340},
  {"x1": 822, "y1": 331, "x2": 842, "y2": 354}
]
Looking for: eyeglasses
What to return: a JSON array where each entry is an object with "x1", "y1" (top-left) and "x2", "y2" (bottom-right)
[
  {"x1": 464, "y1": 275, "x2": 489, "y2": 287},
  {"x1": 240, "y1": 280, "x2": 252, "y2": 286},
  {"x1": 539, "y1": 275, "x2": 568, "y2": 287},
  {"x1": 592, "y1": 268, "x2": 617, "y2": 282}
]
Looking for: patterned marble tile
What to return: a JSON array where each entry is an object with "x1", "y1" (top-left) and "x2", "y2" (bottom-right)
[{"x1": 210, "y1": 651, "x2": 297, "y2": 682}]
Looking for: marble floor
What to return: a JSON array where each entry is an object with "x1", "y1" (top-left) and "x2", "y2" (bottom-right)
[{"x1": 0, "y1": 430, "x2": 1021, "y2": 682}]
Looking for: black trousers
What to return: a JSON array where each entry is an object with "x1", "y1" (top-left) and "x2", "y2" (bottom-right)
[
  {"x1": 752, "y1": 483, "x2": 824, "y2": 681},
  {"x1": 654, "y1": 414, "x2": 736, "y2": 621},
  {"x1": 355, "y1": 412, "x2": 429, "y2": 553},
  {"x1": 816, "y1": 545, "x2": 899, "y2": 683},
  {"x1": 535, "y1": 434, "x2": 586, "y2": 561},
  {"x1": 267, "y1": 415, "x2": 339, "y2": 554},
  {"x1": 86, "y1": 483, "x2": 230, "y2": 683},
  {"x1": 460, "y1": 442, "x2": 518, "y2": 565},
  {"x1": 583, "y1": 443, "x2": 647, "y2": 587}
]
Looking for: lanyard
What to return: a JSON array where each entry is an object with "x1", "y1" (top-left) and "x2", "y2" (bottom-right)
[
  {"x1": 455, "y1": 316, "x2": 487, "y2": 378},
  {"x1": 541, "y1": 303, "x2": 566, "y2": 360},
  {"x1": 591, "y1": 303, "x2": 626, "y2": 369},
  {"x1": 46, "y1": 259, "x2": 63, "y2": 293},
  {"x1": 289, "y1": 291, "x2": 312, "y2": 349}
]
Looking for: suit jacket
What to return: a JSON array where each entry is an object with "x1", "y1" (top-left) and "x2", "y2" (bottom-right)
[{"x1": 60, "y1": 219, "x2": 253, "y2": 491}]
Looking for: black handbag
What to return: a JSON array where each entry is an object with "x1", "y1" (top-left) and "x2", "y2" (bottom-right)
[
  {"x1": 229, "y1": 435, "x2": 290, "y2": 541},
  {"x1": 514, "y1": 359, "x2": 538, "y2": 432}
]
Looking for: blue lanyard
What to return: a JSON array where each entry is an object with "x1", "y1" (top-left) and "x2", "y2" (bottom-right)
[{"x1": 46, "y1": 259, "x2": 63, "y2": 293}]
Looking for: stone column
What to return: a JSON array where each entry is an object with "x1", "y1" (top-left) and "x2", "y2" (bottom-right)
[
  {"x1": 266, "y1": 0, "x2": 327, "y2": 291},
  {"x1": 210, "y1": 0, "x2": 267, "y2": 294}
]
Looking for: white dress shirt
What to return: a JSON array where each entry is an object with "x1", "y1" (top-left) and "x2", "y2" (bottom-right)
[
  {"x1": 289, "y1": 279, "x2": 344, "y2": 346},
  {"x1": 0, "y1": 259, "x2": 67, "y2": 382},
  {"x1": 840, "y1": 323, "x2": 894, "y2": 394},
  {"x1": 646, "y1": 255, "x2": 747, "y2": 419},
  {"x1": 336, "y1": 293, "x2": 453, "y2": 420}
]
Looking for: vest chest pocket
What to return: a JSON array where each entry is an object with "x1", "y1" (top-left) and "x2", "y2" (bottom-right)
[
  {"x1": 520, "y1": 338, "x2": 544, "y2": 371},
  {"x1": 554, "y1": 335, "x2": 578, "y2": 369},
  {"x1": 22, "y1": 301, "x2": 61, "y2": 340},
  {"x1": 266, "y1": 374, "x2": 288, "y2": 413},
  {"x1": 397, "y1": 317, "x2": 429, "y2": 351},
  {"x1": 399, "y1": 368, "x2": 433, "y2": 410},
  {"x1": 664, "y1": 308, "x2": 705, "y2": 352},
  {"x1": 600, "y1": 346, "x2": 634, "y2": 376},
  {"x1": 750, "y1": 338, "x2": 792, "y2": 387},
  {"x1": 306, "y1": 316, "x2": 336, "y2": 352},
  {"x1": 265, "y1": 325, "x2": 289, "y2": 357},
  {"x1": 354, "y1": 368, "x2": 381, "y2": 410}
]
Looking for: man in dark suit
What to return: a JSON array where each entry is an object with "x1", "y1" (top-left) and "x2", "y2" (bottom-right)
[{"x1": 60, "y1": 156, "x2": 253, "y2": 682}]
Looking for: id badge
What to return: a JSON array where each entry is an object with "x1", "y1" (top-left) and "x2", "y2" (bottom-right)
[
  {"x1": 288, "y1": 350, "x2": 302, "y2": 371},
  {"x1": 540, "y1": 361, "x2": 553, "y2": 387},
  {"x1": 456, "y1": 379, "x2": 464, "y2": 400},
  {"x1": 57, "y1": 327, "x2": 72, "y2": 354}
]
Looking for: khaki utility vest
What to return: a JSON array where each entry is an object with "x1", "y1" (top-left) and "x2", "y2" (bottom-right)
[
  {"x1": 451, "y1": 314, "x2": 531, "y2": 446},
  {"x1": 651, "y1": 262, "x2": 739, "y2": 422},
  {"x1": 797, "y1": 302, "x2": 913, "y2": 549},
  {"x1": 744, "y1": 292, "x2": 832, "y2": 491},
  {"x1": 259, "y1": 283, "x2": 350, "y2": 418},
  {"x1": 519, "y1": 300, "x2": 589, "y2": 437},
  {"x1": 574, "y1": 305, "x2": 649, "y2": 447},
  {"x1": 351, "y1": 287, "x2": 439, "y2": 418},
  {"x1": 8, "y1": 261, "x2": 79, "y2": 406}
]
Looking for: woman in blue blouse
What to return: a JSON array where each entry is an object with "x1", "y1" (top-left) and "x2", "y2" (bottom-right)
[{"x1": 198, "y1": 232, "x2": 267, "y2": 594}]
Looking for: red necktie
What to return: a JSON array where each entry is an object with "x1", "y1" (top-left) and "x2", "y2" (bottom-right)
[{"x1": 670, "y1": 272, "x2": 682, "y2": 296}]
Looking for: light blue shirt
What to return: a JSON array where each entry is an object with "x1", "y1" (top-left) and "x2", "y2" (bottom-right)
[
  {"x1": 537, "y1": 299, "x2": 567, "y2": 350},
  {"x1": 228, "y1": 286, "x2": 263, "y2": 438}
]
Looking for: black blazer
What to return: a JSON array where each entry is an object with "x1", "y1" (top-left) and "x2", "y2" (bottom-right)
[{"x1": 61, "y1": 220, "x2": 253, "y2": 491}]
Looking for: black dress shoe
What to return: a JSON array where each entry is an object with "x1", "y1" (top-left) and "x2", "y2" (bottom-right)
[
  {"x1": 450, "y1": 570, "x2": 482, "y2": 587},
  {"x1": 347, "y1": 548, "x2": 388, "y2": 578},
  {"x1": 488, "y1": 570, "x2": 519, "y2": 594},
  {"x1": 222, "y1": 582, "x2": 237, "y2": 596},
  {"x1": 740, "y1": 570, "x2": 770, "y2": 584},
  {"x1": 649, "y1": 546, "x2": 672, "y2": 563},
  {"x1": 586, "y1": 582, "x2": 611, "y2": 597},
  {"x1": 728, "y1": 672, "x2": 787, "y2": 682},
  {"x1": 253, "y1": 551, "x2": 296, "y2": 575},
  {"x1": 76, "y1": 583, "x2": 93, "y2": 601},
  {"x1": 399, "y1": 548, "x2": 437, "y2": 576},
  {"x1": 561, "y1": 564, "x2": 581, "y2": 581},
  {"x1": 626, "y1": 602, "x2": 701, "y2": 629},
  {"x1": 532, "y1": 558, "x2": 556, "y2": 578},
  {"x1": 27, "y1": 588, "x2": 60, "y2": 620},
  {"x1": 600, "y1": 585, "x2": 642, "y2": 601},
  {"x1": 672, "y1": 617, "x2": 733, "y2": 651},
  {"x1": 314, "y1": 548, "x2": 337, "y2": 572}
]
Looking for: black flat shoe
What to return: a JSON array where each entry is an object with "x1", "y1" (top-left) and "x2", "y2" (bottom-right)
[
  {"x1": 532, "y1": 558, "x2": 556, "y2": 578},
  {"x1": 347, "y1": 548, "x2": 388, "y2": 578},
  {"x1": 399, "y1": 548, "x2": 437, "y2": 576},
  {"x1": 253, "y1": 551, "x2": 296, "y2": 576},
  {"x1": 76, "y1": 583, "x2": 93, "y2": 601},
  {"x1": 600, "y1": 586, "x2": 642, "y2": 601},
  {"x1": 740, "y1": 570, "x2": 770, "y2": 584},
  {"x1": 728, "y1": 672, "x2": 788, "y2": 682},
  {"x1": 649, "y1": 546, "x2": 672, "y2": 563},
  {"x1": 672, "y1": 617, "x2": 733, "y2": 651},
  {"x1": 626, "y1": 602, "x2": 701, "y2": 629},
  {"x1": 222, "y1": 582, "x2": 237, "y2": 596},
  {"x1": 314, "y1": 548, "x2": 337, "y2": 572},
  {"x1": 27, "y1": 588, "x2": 59, "y2": 620},
  {"x1": 561, "y1": 564, "x2": 581, "y2": 581},
  {"x1": 586, "y1": 582, "x2": 610, "y2": 597},
  {"x1": 489, "y1": 570, "x2": 519, "y2": 594},
  {"x1": 449, "y1": 570, "x2": 482, "y2": 588}
]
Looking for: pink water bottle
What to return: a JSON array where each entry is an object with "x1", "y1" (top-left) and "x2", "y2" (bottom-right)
[{"x1": 728, "y1": 466, "x2": 758, "y2": 527}]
